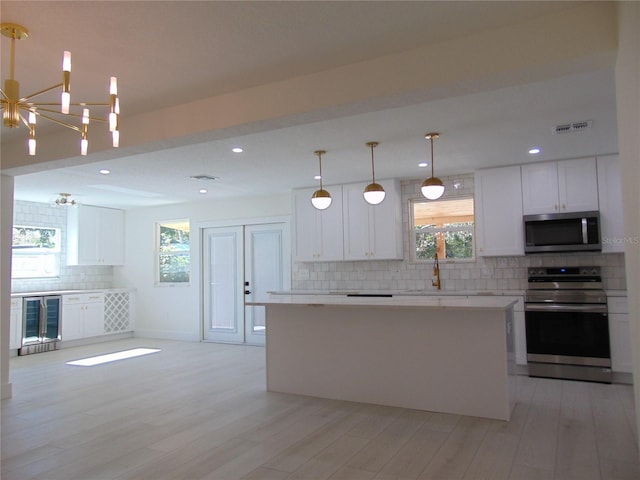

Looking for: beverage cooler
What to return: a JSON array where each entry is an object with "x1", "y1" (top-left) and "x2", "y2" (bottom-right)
[{"x1": 20, "y1": 295, "x2": 62, "y2": 355}]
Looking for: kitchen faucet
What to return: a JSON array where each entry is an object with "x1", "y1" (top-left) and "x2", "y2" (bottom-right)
[{"x1": 432, "y1": 253, "x2": 441, "y2": 290}]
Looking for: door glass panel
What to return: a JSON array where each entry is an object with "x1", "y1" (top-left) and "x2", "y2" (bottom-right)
[{"x1": 209, "y1": 232, "x2": 238, "y2": 332}]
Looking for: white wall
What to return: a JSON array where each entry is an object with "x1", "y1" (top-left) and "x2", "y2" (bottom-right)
[
  {"x1": 615, "y1": 0, "x2": 640, "y2": 454},
  {"x1": 113, "y1": 193, "x2": 291, "y2": 341}
]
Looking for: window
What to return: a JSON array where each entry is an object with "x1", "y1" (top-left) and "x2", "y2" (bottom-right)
[
  {"x1": 12, "y1": 225, "x2": 61, "y2": 278},
  {"x1": 411, "y1": 197, "x2": 475, "y2": 261},
  {"x1": 156, "y1": 220, "x2": 190, "y2": 284}
]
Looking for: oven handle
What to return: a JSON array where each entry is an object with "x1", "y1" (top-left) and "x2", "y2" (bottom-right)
[{"x1": 525, "y1": 303, "x2": 608, "y2": 313}]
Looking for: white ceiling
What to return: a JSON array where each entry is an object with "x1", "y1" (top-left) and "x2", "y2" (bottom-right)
[{"x1": 1, "y1": 1, "x2": 618, "y2": 209}]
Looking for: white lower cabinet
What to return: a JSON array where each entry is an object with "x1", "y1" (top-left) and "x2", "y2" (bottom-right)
[
  {"x1": 608, "y1": 296, "x2": 632, "y2": 373},
  {"x1": 10, "y1": 297, "x2": 23, "y2": 350},
  {"x1": 62, "y1": 293, "x2": 105, "y2": 341}
]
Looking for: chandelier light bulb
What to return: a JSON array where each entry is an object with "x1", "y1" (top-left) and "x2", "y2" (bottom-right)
[
  {"x1": 112, "y1": 129, "x2": 120, "y2": 148},
  {"x1": 82, "y1": 108, "x2": 90, "y2": 124},
  {"x1": 110, "y1": 76, "x2": 118, "y2": 95},
  {"x1": 81, "y1": 138, "x2": 88, "y2": 156},
  {"x1": 28, "y1": 110, "x2": 36, "y2": 155},
  {"x1": 61, "y1": 91, "x2": 70, "y2": 114},
  {"x1": 62, "y1": 51, "x2": 71, "y2": 72}
]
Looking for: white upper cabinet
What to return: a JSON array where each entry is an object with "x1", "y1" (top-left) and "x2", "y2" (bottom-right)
[
  {"x1": 597, "y1": 154, "x2": 625, "y2": 253},
  {"x1": 292, "y1": 186, "x2": 344, "y2": 262},
  {"x1": 475, "y1": 165, "x2": 524, "y2": 256},
  {"x1": 521, "y1": 157, "x2": 599, "y2": 215},
  {"x1": 67, "y1": 205, "x2": 125, "y2": 265},
  {"x1": 342, "y1": 179, "x2": 403, "y2": 260}
]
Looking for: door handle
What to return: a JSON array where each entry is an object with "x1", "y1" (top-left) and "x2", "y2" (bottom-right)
[{"x1": 245, "y1": 290, "x2": 252, "y2": 295}]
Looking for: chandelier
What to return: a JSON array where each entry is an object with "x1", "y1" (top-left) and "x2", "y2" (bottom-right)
[{"x1": 1, "y1": 23, "x2": 120, "y2": 156}]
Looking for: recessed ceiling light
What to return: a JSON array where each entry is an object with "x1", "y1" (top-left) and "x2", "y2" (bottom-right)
[
  {"x1": 232, "y1": 147, "x2": 243, "y2": 153},
  {"x1": 314, "y1": 175, "x2": 321, "y2": 180},
  {"x1": 528, "y1": 148, "x2": 541, "y2": 155},
  {"x1": 418, "y1": 162, "x2": 428, "y2": 168},
  {"x1": 99, "y1": 169, "x2": 111, "y2": 175},
  {"x1": 199, "y1": 189, "x2": 208, "y2": 194}
]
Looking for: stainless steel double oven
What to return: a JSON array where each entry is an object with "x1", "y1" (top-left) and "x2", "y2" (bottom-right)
[{"x1": 524, "y1": 266, "x2": 611, "y2": 383}]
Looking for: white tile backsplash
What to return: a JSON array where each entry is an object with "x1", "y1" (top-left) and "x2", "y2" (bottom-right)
[
  {"x1": 11, "y1": 200, "x2": 114, "y2": 293},
  {"x1": 291, "y1": 175, "x2": 626, "y2": 292}
]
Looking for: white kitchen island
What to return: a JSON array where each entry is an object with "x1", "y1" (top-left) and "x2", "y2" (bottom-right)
[{"x1": 251, "y1": 294, "x2": 518, "y2": 421}]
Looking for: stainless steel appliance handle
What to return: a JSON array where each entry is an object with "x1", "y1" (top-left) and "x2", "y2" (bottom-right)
[
  {"x1": 582, "y1": 217, "x2": 588, "y2": 244},
  {"x1": 40, "y1": 299, "x2": 48, "y2": 337},
  {"x1": 525, "y1": 303, "x2": 607, "y2": 313}
]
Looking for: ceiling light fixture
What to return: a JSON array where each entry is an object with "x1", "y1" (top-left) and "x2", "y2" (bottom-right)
[
  {"x1": 528, "y1": 147, "x2": 541, "y2": 155},
  {"x1": 421, "y1": 132, "x2": 444, "y2": 200},
  {"x1": 232, "y1": 147, "x2": 243, "y2": 153},
  {"x1": 311, "y1": 150, "x2": 331, "y2": 210},
  {"x1": 55, "y1": 193, "x2": 76, "y2": 206},
  {"x1": 363, "y1": 141, "x2": 385, "y2": 205},
  {"x1": 1, "y1": 23, "x2": 120, "y2": 156}
]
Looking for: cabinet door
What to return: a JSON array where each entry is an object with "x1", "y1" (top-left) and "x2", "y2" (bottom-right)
[
  {"x1": 521, "y1": 163, "x2": 559, "y2": 214},
  {"x1": 62, "y1": 297, "x2": 84, "y2": 341},
  {"x1": 292, "y1": 188, "x2": 322, "y2": 261},
  {"x1": 369, "y1": 179, "x2": 403, "y2": 260},
  {"x1": 318, "y1": 188, "x2": 344, "y2": 261},
  {"x1": 83, "y1": 294, "x2": 106, "y2": 338},
  {"x1": 292, "y1": 186, "x2": 343, "y2": 262},
  {"x1": 557, "y1": 157, "x2": 599, "y2": 212},
  {"x1": 475, "y1": 166, "x2": 524, "y2": 256},
  {"x1": 10, "y1": 298, "x2": 23, "y2": 349},
  {"x1": 99, "y1": 207, "x2": 125, "y2": 265},
  {"x1": 597, "y1": 155, "x2": 625, "y2": 253},
  {"x1": 67, "y1": 205, "x2": 125, "y2": 265},
  {"x1": 342, "y1": 183, "x2": 372, "y2": 260},
  {"x1": 343, "y1": 179, "x2": 402, "y2": 261},
  {"x1": 67, "y1": 205, "x2": 101, "y2": 265}
]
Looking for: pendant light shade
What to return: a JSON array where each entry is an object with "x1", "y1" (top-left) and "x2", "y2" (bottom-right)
[
  {"x1": 421, "y1": 132, "x2": 445, "y2": 200},
  {"x1": 363, "y1": 141, "x2": 385, "y2": 205},
  {"x1": 311, "y1": 150, "x2": 332, "y2": 210}
]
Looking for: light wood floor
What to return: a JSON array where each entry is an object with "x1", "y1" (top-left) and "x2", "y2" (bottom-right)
[{"x1": 2, "y1": 338, "x2": 639, "y2": 480}]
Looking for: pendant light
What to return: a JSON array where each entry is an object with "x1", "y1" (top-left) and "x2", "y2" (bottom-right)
[
  {"x1": 363, "y1": 141, "x2": 385, "y2": 205},
  {"x1": 311, "y1": 150, "x2": 332, "y2": 210},
  {"x1": 421, "y1": 132, "x2": 445, "y2": 200}
]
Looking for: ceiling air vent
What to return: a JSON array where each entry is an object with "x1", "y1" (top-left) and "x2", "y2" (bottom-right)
[
  {"x1": 552, "y1": 120, "x2": 593, "y2": 135},
  {"x1": 189, "y1": 174, "x2": 218, "y2": 181}
]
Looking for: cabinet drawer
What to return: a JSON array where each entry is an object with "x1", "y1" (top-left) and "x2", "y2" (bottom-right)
[{"x1": 63, "y1": 293, "x2": 105, "y2": 305}]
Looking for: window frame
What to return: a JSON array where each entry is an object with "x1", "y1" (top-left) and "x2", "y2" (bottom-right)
[
  {"x1": 155, "y1": 219, "x2": 191, "y2": 286},
  {"x1": 11, "y1": 225, "x2": 62, "y2": 279},
  {"x1": 409, "y1": 195, "x2": 476, "y2": 263}
]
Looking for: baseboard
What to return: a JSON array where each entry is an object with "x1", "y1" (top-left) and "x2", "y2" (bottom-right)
[{"x1": 516, "y1": 363, "x2": 633, "y2": 385}]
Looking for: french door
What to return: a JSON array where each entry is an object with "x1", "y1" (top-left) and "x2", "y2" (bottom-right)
[{"x1": 202, "y1": 222, "x2": 289, "y2": 345}]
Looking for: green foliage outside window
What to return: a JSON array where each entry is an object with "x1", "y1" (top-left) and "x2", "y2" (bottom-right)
[
  {"x1": 158, "y1": 223, "x2": 190, "y2": 283},
  {"x1": 415, "y1": 223, "x2": 474, "y2": 260}
]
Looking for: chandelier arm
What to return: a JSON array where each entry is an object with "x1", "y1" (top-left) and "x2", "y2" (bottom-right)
[
  {"x1": 21, "y1": 83, "x2": 63, "y2": 102},
  {"x1": 37, "y1": 109, "x2": 107, "y2": 124},
  {"x1": 35, "y1": 111, "x2": 82, "y2": 132},
  {"x1": 0, "y1": 88, "x2": 8, "y2": 100}
]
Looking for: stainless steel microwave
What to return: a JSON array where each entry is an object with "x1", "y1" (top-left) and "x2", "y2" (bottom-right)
[{"x1": 524, "y1": 211, "x2": 601, "y2": 253}]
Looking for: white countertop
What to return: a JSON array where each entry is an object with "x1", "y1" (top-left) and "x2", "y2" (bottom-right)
[
  {"x1": 249, "y1": 294, "x2": 518, "y2": 310},
  {"x1": 11, "y1": 288, "x2": 133, "y2": 298},
  {"x1": 269, "y1": 289, "x2": 525, "y2": 297}
]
